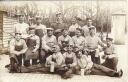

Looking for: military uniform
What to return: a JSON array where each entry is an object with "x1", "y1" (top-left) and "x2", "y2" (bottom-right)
[
  {"x1": 45, "y1": 49, "x2": 65, "y2": 75},
  {"x1": 25, "y1": 35, "x2": 40, "y2": 66},
  {"x1": 75, "y1": 55, "x2": 122, "y2": 77},
  {"x1": 42, "y1": 35, "x2": 57, "y2": 51},
  {"x1": 13, "y1": 22, "x2": 29, "y2": 39},
  {"x1": 45, "y1": 52, "x2": 65, "y2": 68},
  {"x1": 102, "y1": 44, "x2": 118, "y2": 71},
  {"x1": 58, "y1": 35, "x2": 73, "y2": 53},
  {"x1": 72, "y1": 36, "x2": 85, "y2": 50},
  {"x1": 9, "y1": 38, "x2": 28, "y2": 72},
  {"x1": 60, "y1": 52, "x2": 77, "y2": 79},
  {"x1": 81, "y1": 25, "x2": 96, "y2": 37},
  {"x1": 33, "y1": 24, "x2": 47, "y2": 64},
  {"x1": 51, "y1": 22, "x2": 67, "y2": 38},
  {"x1": 69, "y1": 23, "x2": 81, "y2": 37},
  {"x1": 85, "y1": 35, "x2": 105, "y2": 64},
  {"x1": 41, "y1": 34, "x2": 57, "y2": 63}
]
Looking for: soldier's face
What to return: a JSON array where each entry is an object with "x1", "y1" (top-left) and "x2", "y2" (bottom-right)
[
  {"x1": 87, "y1": 20, "x2": 92, "y2": 26},
  {"x1": 67, "y1": 46, "x2": 73, "y2": 52},
  {"x1": 19, "y1": 16, "x2": 24, "y2": 23},
  {"x1": 15, "y1": 33, "x2": 21, "y2": 41},
  {"x1": 76, "y1": 30, "x2": 81, "y2": 36},
  {"x1": 106, "y1": 39, "x2": 112, "y2": 46},
  {"x1": 63, "y1": 30, "x2": 68, "y2": 36},
  {"x1": 47, "y1": 30, "x2": 53, "y2": 36},
  {"x1": 29, "y1": 30, "x2": 35, "y2": 35},
  {"x1": 90, "y1": 29, "x2": 95, "y2": 36},
  {"x1": 76, "y1": 52, "x2": 82, "y2": 59},
  {"x1": 72, "y1": 18, "x2": 76, "y2": 24},
  {"x1": 37, "y1": 19, "x2": 42, "y2": 24}
]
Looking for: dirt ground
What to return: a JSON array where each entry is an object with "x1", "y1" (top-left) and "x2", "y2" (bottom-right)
[{"x1": 0, "y1": 45, "x2": 128, "y2": 82}]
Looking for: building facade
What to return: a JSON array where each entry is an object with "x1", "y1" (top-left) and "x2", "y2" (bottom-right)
[{"x1": 0, "y1": 11, "x2": 18, "y2": 53}]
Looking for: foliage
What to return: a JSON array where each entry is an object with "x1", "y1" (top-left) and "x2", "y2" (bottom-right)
[{"x1": 0, "y1": 2, "x2": 112, "y2": 32}]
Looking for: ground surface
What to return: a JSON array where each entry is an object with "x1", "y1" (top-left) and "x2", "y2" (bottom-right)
[{"x1": 0, "y1": 44, "x2": 128, "y2": 82}]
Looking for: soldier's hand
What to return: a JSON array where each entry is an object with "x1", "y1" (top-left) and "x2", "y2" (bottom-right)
[
  {"x1": 102, "y1": 55, "x2": 107, "y2": 59},
  {"x1": 32, "y1": 49, "x2": 36, "y2": 53},
  {"x1": 64, "y1": 66, "x2": 68, "y2": 70},
  {"x1": 67, "y1": 64, "x2": 70, "y2": 68},
  {"x1": 16, "y1": 52, "x2": 21, "y2": 56},
  {"x1": 50, "y1": 62, "x2": 54, "y2": 65}
]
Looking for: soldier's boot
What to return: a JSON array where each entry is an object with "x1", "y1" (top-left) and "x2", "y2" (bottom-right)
[{"x1": 10, "y1": 58, "x2": 17, "y2": 73}]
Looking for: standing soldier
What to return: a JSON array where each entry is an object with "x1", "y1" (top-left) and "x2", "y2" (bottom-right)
[
  {"x1": 34, "y1": 16, "x2": 47, "y2": 36},
  {"x1": 9, "y1": 32, "x2": 28, "y2": 73},
  {"x1": 81, "y1": 18, "x2": 96, "y2": 37},
  {"x1": 72, "y1": 28, "x2": 85, "y2": 51},
  {"x1": 13, "y1": 14, "x2": 29, "y2": 39},
  {"x1": 51, "y1": 12, "x2": 67, "y2": 39},
  {"x1": 24, "y1": 29, "x2": 40, "y2": 66},
  {"x1": 69, "y1": 17, "x2": 81, "y2": 37},
  {"x1": 34, "y1": 16, "x2": 47, "y2": 64},
  {"x1": 58, "y1": 29, "x2": 73, "y2": 53},
  {"x1": 102, "y1": 35, "x2": 118, "y2": 71},
  {"x1": 85, "y1": 26, "x2": 105, "y2": 64}
]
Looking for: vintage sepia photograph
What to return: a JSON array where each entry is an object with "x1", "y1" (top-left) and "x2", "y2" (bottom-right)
[{"x1": 0, "y1": 0, "x2": 128, "y2": 82}]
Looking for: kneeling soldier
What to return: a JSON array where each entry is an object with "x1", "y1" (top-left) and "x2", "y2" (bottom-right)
[
  {"x1": 25, "y1": 29, "x2": 40, "y2": 66},
  {"x1": 9, "y1": 32, "x2": 28, "y2": 73}
]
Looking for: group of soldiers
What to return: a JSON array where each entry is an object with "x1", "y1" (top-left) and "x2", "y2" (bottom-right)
[{"x1": 6, "y1": 13, "x2": 123, "y2": 79}]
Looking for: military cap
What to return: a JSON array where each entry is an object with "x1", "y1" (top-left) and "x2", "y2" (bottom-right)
[
  {"x1": 89, "y1": 26, "x2": 95, "y2": 30},
  {"x1": 106, "y1": 34, "x2": 113, "y2": 41},
  {"x1": 47, "y1": 28, "x2": 54, "y2": 31}
]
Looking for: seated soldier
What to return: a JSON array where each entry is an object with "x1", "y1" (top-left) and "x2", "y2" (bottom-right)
[
  {"x1": 75, "y1": 50, "x2": 123, "y2": 77},
  {"x1": 25, "y1": 29, "x2": 40, "y2": 66},
  {"x1": 58, "y1": 29, "x2": 73, "y2": 53},
  {"x1": 72, "y1": 28, "x2": 85, "y2": 51},
  {"x1": 9, "y1": 32, "x2": 28, "y2": 73},
  {"x1": 85, "y1": 26, "x2": 106, "y2": 64},
  {"x1": 61, "y1": 45, "x2": 77, "y2": 79},
  {"x1": 102, "y1": 35, "x2": 118, "y2": 71},
  {"x1": 41, "y1": 28, "x2": 57, "y2": 64},
  {"x1": 45, "y1": 45, "x2": 65, "y2": 74}
]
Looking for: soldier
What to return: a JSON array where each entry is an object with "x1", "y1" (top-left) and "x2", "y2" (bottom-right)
[
  {"x1": 34, "y1": 16, "x2": 47, "y2": 64},
  {"x1": 9, "y1": 32, "x2": 28, "y2": 73},
  {"x1": 13, "y1": 14, "x2": 29, "y2": 39},
  {"x1": 24, "y1": 29, "x2": 40, "y2": 66},
  {"x1": 72, "y1": 28, "x2": 85, "y2": 51},
  {"x1": 61, "y1": 45, "x2": 77, "y2": 79},
  {"x1": 34, "y1": 16, "x2": 47, "y2": 37},
  {"x1": 85, "y1": 26, "x2": 105, "y2": 64},
  {"x1": 45, "y1": 45, "x2": 65, "y2": 74},
  {"x1": 51, "y1": 12, "x2": 67, "y2": 39},
  {"x1": 41, "y1": 28, "x2": 57, "y2": 63},
  {"x1": 75, "y1": 50, "x2": 123, "y2": 77},
  {"x1": 81, "y1": 18, "x2": 96, "y2": 37},
  {"x1": 102, "y1": 35, "x2": 118, "y2": 71},
  {"x1": 69, "y1": 17, "x2": 81, "y2": 37},
  {"x1": 58, "y1": 28, "x2": 73, "y2": 53}
]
